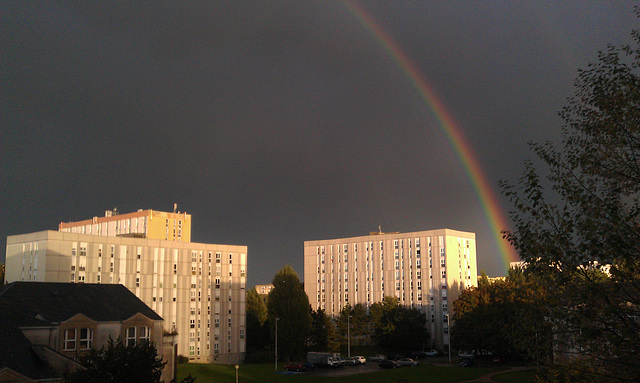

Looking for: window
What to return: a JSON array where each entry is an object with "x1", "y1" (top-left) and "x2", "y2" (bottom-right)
[
  {"x1": 126, "y1": 327, "x2": 136, "y2": 347},
  {"x1": 139, "y1": 326, "x2": 150, "y2": 342},
  {"x1": 64, "y1": 329, "x2": 76, "y2": 350},
  {"x1": 79, "y1": 328, "x2": 93, "y2": 350}
]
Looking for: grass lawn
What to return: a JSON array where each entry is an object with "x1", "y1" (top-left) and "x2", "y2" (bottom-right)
[
  {"x1": 177, "y1": 363, "x2": 521, "y2": 383},
  {"x1": 492, "y1": 368, "x2": 537, "y2": 383}
]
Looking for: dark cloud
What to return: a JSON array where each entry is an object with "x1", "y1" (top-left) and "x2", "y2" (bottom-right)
[{"x1": 1, "y1": 1, "x2": 637, "y2": 285}]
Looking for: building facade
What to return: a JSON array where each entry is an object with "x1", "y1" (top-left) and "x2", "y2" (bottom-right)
[
  {"x1": 0, "y1": 282, "x2": 174, "y2": 383},
  {"x1": 59, "y1": 208, "x2": 192, "y2": 242},
  {"x1": 5, "y1": 229, "x2": 247, "y2": 364},
  {"x1": 304, "y1": 229, "x2": 477, "y2": 349},
  {"x1": 254, "y1": 284, "x2": 274, "y2": 296}
]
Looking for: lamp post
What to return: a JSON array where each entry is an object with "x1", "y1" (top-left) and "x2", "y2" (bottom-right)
[
  {"x1": 347, "y1": 314, "x2": 351, "y2": 358},
  {"x1": 275, "y1": 317, "x2": 280, "y2": 371},
  {"x1": 446, "y1": 314, "x2": 451, "y2": 363},
  {"x1": 235, "y1": 364, "x2": 239, "y2": 383}
]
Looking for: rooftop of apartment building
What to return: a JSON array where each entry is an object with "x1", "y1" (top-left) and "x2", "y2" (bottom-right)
[{"x1": 58, "y1": 205, "x2": 191, "y2": 230}]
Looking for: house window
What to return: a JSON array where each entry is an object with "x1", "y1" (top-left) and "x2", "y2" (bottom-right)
[
  {"x1": 64, "y1": 329, "x2": 76, "y2": 351},
  {"x1": 139, "y1": 326, "x2": 150, "y2": 342},
  {"x1": 79, "y1": 328, "x2": 93, "y2": 350},
  {"x1": 125, "y1": 327, "x2": 136, "y2": 347}
]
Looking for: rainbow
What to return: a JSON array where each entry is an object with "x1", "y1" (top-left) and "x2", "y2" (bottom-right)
[{"x1": 343, "y1": 1, "x2": 518, "y2": 271}]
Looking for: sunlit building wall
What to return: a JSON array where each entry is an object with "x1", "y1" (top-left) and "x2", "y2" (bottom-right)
[
  {"x1": 5, "y1": 230, "x2": 247, "y2": 364},
  {"x1": 59, "y1": 208, "x2": 192, "y2": 243},
  {"x1": 304, "y1": 229, "x2": 477, "y2": 349}
]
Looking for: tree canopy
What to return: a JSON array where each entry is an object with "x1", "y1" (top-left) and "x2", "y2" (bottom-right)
[
  {"x1": 452, "y1": 270, "x2": 552, "y2": 362},
  {"x1": 65, "y1": 338, "x2": 165, "y2": 383},
  {"x1": 267, "y1": 265, "x2": 312, "y2": 361},
  {"x1": 371, "y1": 296, "x2": 430, "y2": 351},
  {"x1": 309, "y1": 308, "x2": 339, "y2": 352},
  {"x1": 245, "y1": 287, "x2": 270, "y2": 353},
  {"x1": 501, "y1": 14, "x2": 640, "y2": 381}
]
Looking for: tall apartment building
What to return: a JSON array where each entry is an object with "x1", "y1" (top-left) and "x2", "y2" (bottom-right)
[
  {"x1": 5, "y1": 210, "x2": 246, "y2": 364},
  {"x1": 59, "y1": 208, "x2": 192, "y2": 242},
  {"x1": 304, "y1": 229, "x2": 477, "y2": 349}
]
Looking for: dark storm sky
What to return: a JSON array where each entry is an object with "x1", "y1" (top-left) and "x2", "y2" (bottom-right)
[{"x1": 1, "y1": 1, "x2": 636, "y2": 287}]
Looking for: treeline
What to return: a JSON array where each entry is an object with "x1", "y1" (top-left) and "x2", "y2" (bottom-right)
[{"x1": 246, "y1": 266, "x2": 430, "y2": 362}]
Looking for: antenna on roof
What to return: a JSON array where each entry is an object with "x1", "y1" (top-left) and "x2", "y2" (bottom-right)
[
  {"x1": 379, "y1": 224, "x2": 382, "y2": 234},
  {"x1": 173, "y1": 203, "x2": 177, "y2": 213}
]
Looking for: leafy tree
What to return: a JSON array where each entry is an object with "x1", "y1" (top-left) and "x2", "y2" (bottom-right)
[
  {"x1": 246, "y1": 288, "x2": 270, "y2": 353},
  {"x1": 309, "y1": 308, "x2": 339, "y2": 352},
  {"x1": 372, "y1": 296, "x2": 430, "y2": 351},
  {"x1": 451, "y1": 271, "x2": 553, "y2": 362},
  {"x1": 66, "y1": 338, "x2": 165, "y2": 383},
  {"x1": 267, "y1": 265, "x2": 312, "y2": 361},
  {"x1": 478, "y1": 270, "x2": 490, "y2": 288},
  {"x1": 335, "y1": 303, "x2": 369, "y2": 348},
  {"x1": 501, "y1": 15, "x2": 640, "y2": 381}
]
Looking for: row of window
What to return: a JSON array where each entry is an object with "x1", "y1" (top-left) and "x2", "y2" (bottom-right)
[{"x1": 63, "y1": 326, "x2": 150, "y2": 351}]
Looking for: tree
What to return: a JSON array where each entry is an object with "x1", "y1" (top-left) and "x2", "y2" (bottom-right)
[
  {"x1": 246, "y1": 288, "x2": 270, "y2": 353},
  {"x1": 309, "y1": 308, "x2": 339, "y2": 352},
  {"x1": 66, "y1": 338, "x2": 165, "y2": 383},
  {"x1": 267, "y1": 265, "x2": 312, "y2": 361},
  {"x1": 478, "y1": 270, "x2": 490, "y2": 288},
  {"x1": 501, "y1": 15, "x2": 640, "y2": 381},
  {"x1": 335, "y1": 303, "x2": 369, "y2": 348},
  {"x1": 451, "y1": 270, "x2": 553, "y2": 362},
  {"x1": 371, "y1": 296, "x2": 430, "y2": 351}
]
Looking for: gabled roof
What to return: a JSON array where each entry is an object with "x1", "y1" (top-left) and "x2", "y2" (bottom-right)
[
  {"x1": 0, "y1": 282, "x2": 162, "y2": 323},
  {"x1": 0, "y1": 306, "x2": 59, "y2": 381}
]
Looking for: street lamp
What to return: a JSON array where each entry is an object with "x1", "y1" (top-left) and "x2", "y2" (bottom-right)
[
  {"x1": 446, "y1": 313, "x2": 451, "y2": 363},
  {"x1": 235, "y1": 364, "x2": 239, "y2": 383},
  {"x1": 275, "y1": 317, "x2": 280, "y2": 371},
  {"x1": 347, "y1": 314, "x2": 351, "y2": 358}
]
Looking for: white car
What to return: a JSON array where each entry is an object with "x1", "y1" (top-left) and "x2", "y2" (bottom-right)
[
  {"x1": 425, "y1": 349, "x2": 439, "y2": 357},
  {"x1": 327, "y1": 356, "x2": 344, "y2": 367}
]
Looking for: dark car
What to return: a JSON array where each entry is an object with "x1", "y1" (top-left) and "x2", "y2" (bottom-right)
[
  {"x1": 407, "y1": 351, "x2": 426, "y2": 359},
  {"x1": 397, "y1": 358, "x2": 418, "y2": 367},
  {"x1": 459, "y1": 357, "x2": 475, "y2": 367},
  {"x1": 285, "y1": 362, "x2": 310, "y2": 372},
  {"x1": 379, "y1": 360, "x2": 399, "y2": 369}
]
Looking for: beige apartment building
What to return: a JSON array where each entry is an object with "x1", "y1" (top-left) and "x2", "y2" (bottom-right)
[
  {"x1": 304, "y1": 229, "x2": 477, "y2": 349},
  {"x1": 59, "y1": 207, "x2": 192, "y2": 242},
  {"x1": 5, "y1": 212, "x2": 247, "y2": 364}
]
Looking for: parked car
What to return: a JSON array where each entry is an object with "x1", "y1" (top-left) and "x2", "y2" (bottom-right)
[
  {"x1": 285, "y1": 362, "x2": 310, "y2": 372},
  {"x1": 327, "y1": 356, "x2": 345, "y2": 367},
  {"x1": 407, "y1": 351, "x2": 426, "y2": 359},
  {"x1": 367, "y1": 354, "x2": 386, "y2": 362},
  {"x1": 351, "y1": 356, "x2": 366, "y2": 365},
  {"x1": 397, "y1": 358, "x2": 418, "y2": 367},
  {"x1": 459, "y1": 357, "x2": 475, "y2": 367},
  {"x1": 379, "y1": 360, "x2": 399, "y2": 369},
  {"x1": 424, "y1": 349, "x2": 440, "y2": 357},
  {"x1": 344, "y1": 357, "x2": 359, "y2": 366},
  {"x1": 458, "y1": 350, "x2": 475, "y2": 358}
]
